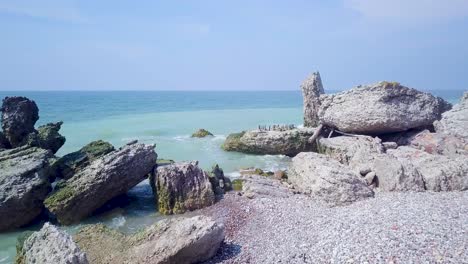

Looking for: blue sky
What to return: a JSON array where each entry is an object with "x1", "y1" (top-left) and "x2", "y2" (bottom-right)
[{"x1": 0, "y1": 0, "x2": 467, "y2": 91}]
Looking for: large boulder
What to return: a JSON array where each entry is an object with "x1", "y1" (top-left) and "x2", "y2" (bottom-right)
[
  {"x1": 301, "y1": 72, "x2": 324, "y2": 127},
  {"x1": 74, "y1": 216, "x2": 224, "y2": 264},
  {"x1": 318, "y1": 82, "x2": 451, "y2": 134},
  {"x1": 288, "y1": 152, "x2": 374, "y2": 205},
  {"x1": 53, "y1": 140, "x2": 115, "y2": 180},
  {"x1": 16, "y1": 223, "x2": 88, "y2": 264},
  {"x1": 151, "y1": 161, "x2": 215, "y2": 215},
  {"x1": 26, "y1": 122, "x2": 66, "y2": 154},
  {"x1": 434, "y1": 92, "x2": 468, "y2": 140},
  {"x1": 44, "y1": 141, "x2": 156, "y2": 224},
  {"x1": 1, "y1": 96, "x2": 39, "y2": 147},
  {"x1": 0, "y1": 146, "x2": 53, "y2": 231},
  {"x1": 405, "y1": 129, "x2": 468, "y2": 156},
  {"x1": 388, "y1": 146, "x2": 468, "y2": 191},
  {"x1": 222, "y1": 128, "x2": 317, "y2": 156}
]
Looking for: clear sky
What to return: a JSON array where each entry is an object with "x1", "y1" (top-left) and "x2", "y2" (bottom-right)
[{"x1": 1, "y1": 0, "x2": 467, "y2": 91}]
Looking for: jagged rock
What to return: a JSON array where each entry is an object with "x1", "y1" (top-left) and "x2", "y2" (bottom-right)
[
  {"x1": 16, "y1": 223, "x2": 88, "y2": 264},
  {"x1": 388, "y1": 146, "x2": 468, "y2": 191},
  {"x1": 53, "y1": 140, "x2": 115, "y2": 180},
  {"x1": 26, "y1": 122, "x2": 66, "y2": 154},
  {"x1": 370, "y1": 154, "x2": 425, "y2": 192},
  {"x1": 0, "y1": 146, "x2": 53, "y2": 231},
  {"x1": 209, "y1": 164, "x2": 232, "y2": 195},
  {"x1": 44, "y1": 141, "x2": 156, "y2": 224},
  {"x1": 434, "y1": 92, "x2": 468, "y2": 140},
  {"x1": 318, "y1": 82, "x2": 451, "y2": 134},
  {"x1": 1, "y1": 96, "x2": 39, "y2": 147},
  {"x1": 405, "y1": 129, "x2": 468, "y2": 156},
  {"x1": 222, "y1": 128, "x2": 317, "y2": 156},
  {"x1": 289, "y1": 152, "x2": 374, "y2": 206},
  {"x1": 191, "y1": 128, "x2": 214, "y2": 138},
  {"x1": 151, "y1": 161, "x2": 214, "y2": 215},
  {"x1": 318, "y1": 135, "x2": 385, "y2": 172},
  {"x1": 301, "y1": 72, "x2": 324, "y2": 127},
  {"x1": 74, "y1": 216, "x2": 224, "y2": 264}
]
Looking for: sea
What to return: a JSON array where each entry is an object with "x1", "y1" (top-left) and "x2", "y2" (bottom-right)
[{"x1": 0, "y1": 89, "x2": 464, "y2": 263}]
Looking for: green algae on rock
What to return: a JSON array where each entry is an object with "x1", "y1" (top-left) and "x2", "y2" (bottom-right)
[{"x1": 191, "y1": 128, "x2": 214, "y2": 138}]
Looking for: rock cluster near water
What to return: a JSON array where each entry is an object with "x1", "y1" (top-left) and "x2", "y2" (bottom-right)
[
  {"x1": 223, "y1": 127, "x2": 317, "y2": 156},
  {"x1": 73, "y1": 215, "x2": 224, "y2": 264},
  {"x1": 191, "y1": 128, "x2": 214, "y2": 138}
]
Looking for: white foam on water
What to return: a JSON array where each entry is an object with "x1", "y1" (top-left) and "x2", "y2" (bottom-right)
[{"x1": 111, "y1": 216, "x2": 126, "y2": 228}]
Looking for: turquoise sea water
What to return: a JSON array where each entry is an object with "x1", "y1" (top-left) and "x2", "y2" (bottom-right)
[{"x1": 0, "y1": 90, "x2": 464, "y2": 263}]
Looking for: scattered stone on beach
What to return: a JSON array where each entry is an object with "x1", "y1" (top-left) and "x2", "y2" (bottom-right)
[
  {"x1": 209, "y1": 164, "x2": 232, "y2": 195},
  {"x1": 26, "y1": 122, "x2": 66, "y2": 154},
  {"x1": 52, "y1": 140, "x2": 115, "y2": 180},
  {"x1": 1, "y1": 96, "x2": 39, "y2": 147},
  {"x1": 434, "y1": 91, "x2": 468, "y2": 140},
  {"x1": 388, "y1": 146, "x2": 468, "y2": 191},
  {"x1": 240, "y1": 174, "x2": 293, "y2": 199},
  {"x1": 74, "y1": 215, "x2": 224, "y2": 264},
  {"x1": 288, "y1": 152, "x2": 374, "y2": 206},
  {"x1": 16, "y1": 223, "x2": 88, "y2": 264},
  {"x1": 152, "y1": 161, "x2": 215, "y2": 215},
  {"x1": 222, "y1": 128, "x2": 317, "y2": 156},
  {"x1": 0, "y1": 146, "x2": 53, "y2": 231},
  {"x1": 44, "y1": 141, "x2": 156, "y2": 224},
  {"x1": 301, "y1": 71, "x2": 324, "y2": 127},
  {"x1": 191, "y1": 128, "x2": 214, "y2": 138},
  {"x1": 318, "y1": 81, "x2": 452, "y2": 134}
]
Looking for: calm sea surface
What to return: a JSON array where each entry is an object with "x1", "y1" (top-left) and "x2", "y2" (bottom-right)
[{"x1": 0, "y1": 90, "x2": 464, "y2": 263}]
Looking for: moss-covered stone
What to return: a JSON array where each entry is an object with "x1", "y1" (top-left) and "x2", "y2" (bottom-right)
[
  {"x1": 191, "y1": 129, "x2": 214, "y2": 138},
  {"x1": 156, "y1": 158, "x2": 175, "y2": 166},
  {"x1": 240, "y1": 167, "x2": 273, "y2": 177},
  {"x1": 232, "y1": 179, "x2": 244, "y2": 191},
  {"x1": 381, "y1": 81, "x2": 400, "y2": 89},
  {"x1": 222, "y1": 131, "x2": 247, "y2": 151},
  {"x1": 43, "y1": 184, "x2": 75, "y2": 209}
]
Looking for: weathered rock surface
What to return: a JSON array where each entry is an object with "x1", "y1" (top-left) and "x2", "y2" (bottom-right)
[
  {"x1": 405, "y1": 129, "x2": 468, "y2": 156},
  {"x1": 318, "y1": 82, "x2": 451, "y2": 134},
  {"x1": 44, "y1": 141, "x2": 156, "y2": 224},
  {"x1": 16, "y1": 223, "x2": 88, "y2": 264},
  {"x1": 0, "y1": 131, "x2": 9, "y2": 149},
  {"x1": 239, "y1": 174, "x2": 293, "y2": 199},
  {"x1": 209, "y1": 164, "x2": 232, "y2": 195},
  {"x1": 0, "y1": 146, "x2": 53, "y2": 231},
  {"x1": 388, "y1": 147, "x2": 468, "y2": 192},
  {"x1": 1, "y1": 96, "x2": 39, "y2": 147},
  {"x1": 191, "y1": 128, "x2": 214, "y2": 138},
  {"x1": 289, "y1": 152, "x2": 374, "y2": 205},
  {"x1": 74, "y1": 215, "x2": 224, "y2": 264},
  {"x1": 26, "y1": 122, "x2": 66, "y2": 154},
  {"x1": 222, "y1": 128, "x2": 316, "y2": 156},
  {"x1": 301, "y1": 72, "x2": 324, "y2": 127},
  {"x1": 319, "y1": 135, "x2": 384, "y2": 170},
  {"x1": 152, "y1": 161, "x2": 214, "y2": 214},
  {"x1": 434, "y1": 92, "x2": 468, "y2": 140},
  {"x1": 53, "y1": 140, "x2": 115, "y2": 180}
]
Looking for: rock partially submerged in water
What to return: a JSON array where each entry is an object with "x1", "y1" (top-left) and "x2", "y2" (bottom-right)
[
  {"x1": 222, "y1": 128, "x2": 316, "y2": 156},
  {"x1": 318, "y1": 82, "x2": 451, "y2": 134},
  {"x1": 434, "y1": 92, "x2": 468, "y2": 140},
  {"x1": 152, "y1": 161, "x2": 215, "y2": 215},
  {"x1": 289, "y1": 152, "x2": 374, "y2": 206},
  {"x1": 16, "y1": 223, "x2": 88, "y2": 264},
  {"x1": 74, "y1": 215, "x2": 224, "y2": 264},
  {"x1": 26, "y1": 122, "x2": 66, "y2": 154},
  {"x1": 191, "y1": 128, "x2": 214, "y2": 138},
  {"x1": 0, "y1": 146, "x2": 53, "y2": 231},
  {"x1": 53, "y1": 140, "x2": 115, "y2": 179},
  {"x1": 44, "y1": 141, "x2": 156, "y2": 224},
  {"x1": 301, "y1": 71, "x2": 324, "y2": 127},
  {"x1": 1, "y1": 96, "x2": 39, "y2": 148}
]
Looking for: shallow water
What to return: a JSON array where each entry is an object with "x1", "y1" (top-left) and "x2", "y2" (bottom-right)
[{"x1": 0, "y1": 90, "x2": 464, "y2": 263}]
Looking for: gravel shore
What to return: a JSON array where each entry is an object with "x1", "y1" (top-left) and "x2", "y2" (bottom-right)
[{"x1": 200, "y1": 190, "x2": 468, "y2": 263}]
